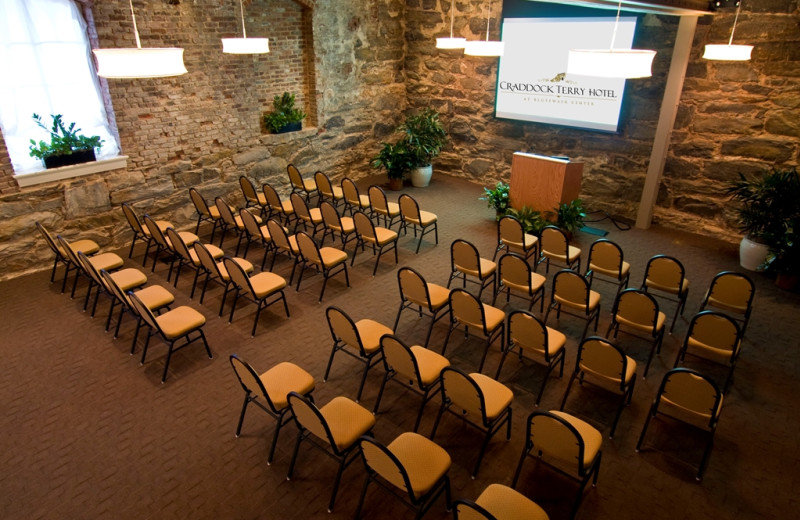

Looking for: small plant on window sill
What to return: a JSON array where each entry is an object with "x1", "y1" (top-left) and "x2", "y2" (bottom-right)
[
  {"x1": 28, "y1": 113, "x2": 103, "y2": 169},
  {"x1": 263, "y1": 93, "x2": 306, "y2": 134}
]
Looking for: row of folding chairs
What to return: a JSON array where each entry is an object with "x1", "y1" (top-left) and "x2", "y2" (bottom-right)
[{"x1": 35, "y1": 221, "x2": 211, "y2": 383}]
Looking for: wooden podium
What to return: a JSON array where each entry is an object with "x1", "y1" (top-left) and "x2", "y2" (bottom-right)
[{"x1": 509, "y1": 152, "x2": 584, "y2": 213}]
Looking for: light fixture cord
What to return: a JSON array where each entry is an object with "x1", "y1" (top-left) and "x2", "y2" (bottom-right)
[
  {"x1": 128, "y1": 0, "x2": 142, "y2": 49},
  {"x1": 729, "y1": 1, "x2": 742, "y2": 45},
  {"x1": 485, "y1": 1, "x2": 491, "y2": 42},
  {"x1": 609, "y1": 1, "x2": 621, "y2": 50},
  {"x1": 449, "y1": 0, "x2": 455, "y2": 38},
  {"x1": 238, "y1": 0, "x2": 248, "y2": 38}
]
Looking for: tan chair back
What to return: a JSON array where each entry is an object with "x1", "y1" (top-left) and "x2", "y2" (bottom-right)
[
  {"x1": 224, "y1": 256, "x2": 255, "y2": 298},
  {"x1": 215, "y1": 197, "x2": 237, "y2": 228},
  {"x1": 36, "y1": 222, "x2": 61, "y2": 256},
  {"x1": 450, "y1": 289, "x2": 485, "y2": 331},
  {"x1": 315, "y1": 171, "x2": 335, "y2": 198},
  {"x1": 578, "y1": 337, "x2": 627, "y2": 388},
  {"x1": 262, "y1": 183, "x2": 285, "y2": 213},
  {"x1": 290, "y1": 192, "x2": 311, "y2": 222},
  {"x1": 499, "y1": 253, "x2": 531, "y2": 292},
  {"x1": 122, "y1": 202, "x2": 146, "y2": 235},
  {"x1": 705, "y1": 272, "x2": 754, "y2": 312},
  {"x1": 143, "y1": 214, "x2": 170, "y2": 250},
  {"x1": 528, "y1": 411, "x2": 585, "y2": 469},
  {"x1": 553, "y1": 270, "x2": 589, "y2": 308},
  {"x1": 230, "y1": 354, "x2": 270, "y2": 403},
  {"x1": 76, "y1": 249, "x2": 103, "y2": 287},
  {"x1": 658, "y1": 368, "x2": 722, "y2": 428},
  {"x1": 240, "y1": 208, "x2": 264, "y2": 239},
  {"x1": 341, "y1": 177, "x2": 361, "y2": 206},
  {"x1": 239, "y1": 176, "x2": 259, "y2": 205},
  {"x1": 508, "y1": 310, "x2": 548, "y2": 357},
  {"x1": 688, "y1": 311, "x2": 740, "y2": 353},
  {"x1": 287, "y1": 164, "x2": 305, "y2": 190},
  {"x1": 353, "y1": 211, "x2": 377, "y2": 242},
  {"x1": 326, "y1": 306, "x2": 364, "y2": 353},
  {"x1": 451, "y1": 239, "x2": 481, "y2": 276},
  {"x1": 100, "y1": 268, "x2": 133, "y2": 308},
  {"x1": 55, "y1": 235, "x2": 83, "y2": 269},
  {"x1": 614, "y1": 289, "x2": 658, "y2": 331},
  {"x1": 398, "y1": 267, "x2": 430, "y2": 309},
  {"x1": 359, "y1": 437, "x2": 408, "y2": 491},
  {"x1": 368, "y1": 185, "x2": 389, "y2": 214},
  {"x1": 381, "y1": 334, "x2": 419, "y2": 383},
  {"x1": 398, "y1": 194, "x2": 421, "y2": 223},
  {"x1": 320, "y1": 201, "x2": 343, "y2": 230},
  {"x1": 588, "y1": 239, "x2": 623, "y2": 274},
  {"x1": 541, "y1": 226, "x2": 568, "y2": 256},
  {"x1": 296, "y1": 232, "x2": 323, "y2": 267},
  {"x1": 498, "y1": 216, "x2": 525, "y2": 248},
  {"x1": 287, "y1": 392, "x2": 331, "y2": 442},
  {"x1": 441, "y1": 367, "x2": 484, "y2": 419},
  {"x1": 189, "y1": 187, "x2": 213, "y2": 218},
  {"x1": 165, "y1": 227, "x2": 193, "y2": 264},
  {"x1": 194, "y1": 241, "x2": 221, "y2": 276},
  {"x1": 127, "y1": 290, "x2": 160, "y2": 331},
  {"x1": 644, "y1": 255, "x2": 685, "y2": 293},
  {"x1": 267, "y1": 219, "x2": 292, "y2": 253}
]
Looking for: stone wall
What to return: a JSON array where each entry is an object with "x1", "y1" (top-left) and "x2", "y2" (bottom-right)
[
  {"x1": 1, "y1": 0, "x2": 798, "y2": 281},
  {"x1": 404, "y1": 0, "x2": 800, "y2": 239},
  {"x1": 0, "y1": 0, "x2": 407, "y2": 280}
]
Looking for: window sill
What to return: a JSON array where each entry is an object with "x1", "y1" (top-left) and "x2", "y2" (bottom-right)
[{"x1": 14, "y1": 156, "x2": 129, "y2": 188}]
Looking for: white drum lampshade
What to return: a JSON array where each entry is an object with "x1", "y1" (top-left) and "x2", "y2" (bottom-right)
[
  {"x1": 94, "y1": 48, "x2": 187, "y2": 79},
  {"x1": 567, "y1": 48, "x2": 656, "y2": 78}
]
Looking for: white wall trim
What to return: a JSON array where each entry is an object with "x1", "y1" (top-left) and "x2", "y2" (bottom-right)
[{"x1": 14, "y1": 156, "x2": 129, "y2": 188}]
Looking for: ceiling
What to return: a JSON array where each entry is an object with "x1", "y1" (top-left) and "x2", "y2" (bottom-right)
[{"x1": 528, "y1": 0, "x2": 715, "y2": 16}]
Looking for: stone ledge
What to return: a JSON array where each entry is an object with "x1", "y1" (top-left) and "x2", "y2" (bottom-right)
[
  {"x1": 14, "y1": 156, "x2": 129, "y2": 188},
  {"x1": 258, "y1": 127, "x2": 318, "y2": 144}
]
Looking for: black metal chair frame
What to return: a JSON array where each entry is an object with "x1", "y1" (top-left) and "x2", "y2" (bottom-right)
[
  {"x1": 585, "y1": 238, "x2": 630, "y2": 299},
  {"x1": 442, "y1": 288, "x2": 505, "y2": 374},
  {"x1": 447, "y1": 239, "x2": 497, "y2": 301},
  {"x1": 351, "y1": 210, "x2": 398, "y2": 276},
  {"x1": 392, "y1": 267, "x2": 450, "y2": 349},
  {"x1": 543, "y1": 270, "x2": 601, "y2": 343},
  {"x1": 674, "y1": 310, "x2": 742, "y2": 393},
  {"x1": 605, "y1": 288, "x2": 666, "y2": 378},
  {"x1": 492, "y1": 252, "x2": 546, "y2": 313},
  {"x1": 398, "y1": 193, "x2": 438, "y2": 254},
  {"x1": 224, "y1": 257, "x2": 291, "y2": 337},
  {"x1": 294, "y1": 231, "x2": 350, "y2": 302},
  {"x1": 640, "y1": 254, "x2": 690, "y2": 333}
]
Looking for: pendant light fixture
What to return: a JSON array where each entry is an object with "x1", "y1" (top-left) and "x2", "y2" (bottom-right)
[
  {"x1": 464, "y1": 0, "x2": 504, "y2": 57},
  {"x1": 93, "y1": 0, "x2": 187, "y2": 79},
  {"x1": 436, "y1": 1, "x2": 466, "y2": 50},
  {"x1": 703, "y1": 0, "x2": 752, "y2": 61},
  {"x1": 566, "y1": 1, "x2": 656, "y2": 79},
  {"x1": 222, "y1": 0, "x2": 270, "y2": 54}
]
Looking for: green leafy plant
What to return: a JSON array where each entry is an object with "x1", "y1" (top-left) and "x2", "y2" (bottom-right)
[
  {"x1": 28, "y1": 113, "x2": 103, "y2": 160},
  {"x1": 479, "y1": 182, "x2": 510, "y2": 218},
  {"x1": 763, "y1": 216, "x2": 799, "y2": 275},
  {"x1": 556, "y1": 199, "x2": 586, "y2": 235},
  {"x1": 371, "y1": 140, "x2": 415, "y2": 180},
  {"x1": 399, "y1": 108, "x2": 447, "y2": 167},
  {"x1": 725, "y1": 167, "x2": 800, "y2": 245},
  {"x1": 506, "y1": 206, "x2": 550, "y2": 234},
  {"x1": 263, "y1": 92, "x2": 306, "y2": 133}
]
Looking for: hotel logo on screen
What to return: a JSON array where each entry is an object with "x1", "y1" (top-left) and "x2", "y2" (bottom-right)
[{"x1": 499, "y1": 75, "x2": 618, "y2": 100}]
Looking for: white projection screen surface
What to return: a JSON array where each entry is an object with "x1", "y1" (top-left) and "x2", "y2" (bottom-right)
[{"x1": 496, "y1": 17, "x2": 638, "y2": 133}]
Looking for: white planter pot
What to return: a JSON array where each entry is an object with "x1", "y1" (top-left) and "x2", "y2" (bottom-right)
[
  {"x1": 410, "y1": 165, "x2": 433, "y2": 187},
  {"x1": 739, "y1": 236, "x2": 769, "y2": 271}
]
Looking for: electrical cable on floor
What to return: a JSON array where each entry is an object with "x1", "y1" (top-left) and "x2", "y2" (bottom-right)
[{"x1": 582, "y1": 209, "x2": 632, "y2": 232}]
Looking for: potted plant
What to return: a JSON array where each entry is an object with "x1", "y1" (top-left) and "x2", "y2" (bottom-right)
[
  {"x1": 372, "y1": 141, "x2": 414, "y2": 190},
  {"x1": 263, "y1": 92, "x2": 306, "y2": 134},
  {"x1": 726, "y1": 167, "x2": 800, "y2": 272},
  {"x1": 556, "y1": 199, "x2": 586, "y2": 239},
  {"x1": 764, "y1": 216, "x2": 799, "y2": 290},
  {"x1": 506, "y1": 205, "x2": 550, "y2": 234},
  {"x1": 399, "y1": 108, "x2": 447, "y2": 188},
  {"x1": 479, "y1": 181, "x2": 510, "y2": 220},
  {"x1": 28, "y1": 113, "x2": 103, "y2": 169}
]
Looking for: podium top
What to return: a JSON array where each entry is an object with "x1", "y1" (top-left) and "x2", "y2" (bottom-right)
[{"x1": 513, "y1": 152, "x2": 570, "y2": 164}]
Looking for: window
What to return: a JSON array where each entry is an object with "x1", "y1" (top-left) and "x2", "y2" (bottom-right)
[{"x1": 0, "y1": 0, "x2": 119, "y2": 175}]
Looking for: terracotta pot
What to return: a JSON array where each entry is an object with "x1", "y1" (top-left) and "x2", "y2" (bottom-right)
[
  {"x1": 775, "y1": 272, "x2": 798, "y2": 291},
  {"x1": 388, "y1": 177, "x2": 403, "y2": 191}
]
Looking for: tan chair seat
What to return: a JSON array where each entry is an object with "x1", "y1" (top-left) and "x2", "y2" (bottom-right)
[
  {"x1": 555, "y1": 289, "x2": 601, "y2": 312},
  {"x1": 372, "y1": 227, "x2": 397, "y2": 246},
  {"x1": 410, "y1": 345, "x2": 450, "y2": 386},
  {"x1": 458, "y1": 257, "x2": 497, "y2": 279},
  {"x1": 590, "y1": 260, "x2": 631, "y2": 279},
  {"x1": 281, "y1": 200, "x2": 295, "y2": 214},
  {"x1": 132, "y1": 284, "x2": 175, "y2": 310},
  {"x1": 142, "y1": 220, "x2": 172, "y2": 237},
  {"x1": 355, "y1": 194, "x2": 370, "y2": 208},
  {"x1": 471, "y1": 373, "x2": 513, "y2": 419},
  {"x1": 427, "y1": 283, "x2": 450, "y2": 311},
  {"x1": 320, "y1": 247, "x2": 348, "y2": 267},
  {"x1": 475, "y1": 483, "x2": 549, "y2": 520},
  {"x1": 336, "y1": 216, "x2": 355, "y2": 233},
  {"x1": 303, "y1": 179, "x2": 317, "y2": 191},
  {"x1": 217, "y1": 257, "x2": 254, "y2": 281},
  {"x1": 707, "y1": 296, "x2": 748, "y2": 313},
  {"x1": 330, "y1": 186, "x2": 344, "y2": 199},
  {"x1": 250, "y1": 272, "x2": 288, "y2": 299},
  {"x1": 687, "y1": 337, "x2": 740, "y2": 364},
  {"x1": 257, "y1": 225, "x2": 271, "y2": 241},
  {"x1": 65, "y1": 238, "x2": 100, "y2": 255},
  {"x1": 503, "y1": 233, "x2": 539, "y2": 251},
  {"x1": 288, "y1": 235, "x2": 300, "y2": 254},
  {"x1": 405, "y1": 210, "x2": 438, "y2": 226},
  {"x1": 383, "y1": 202, "x2": 401, "y2": 216},
  {"x1": 319, "y1": 396, "x2": 375, "y2": 450},
  {"x1": 483, "y1": 303, "x2": 506, "y2": 332},
  {"x1": 262, "y1": 362, "x2": 315, "y2": 410},
  {"x1": 615, "y1": 310, "x2": 666, "y2": 333},
  {"x1": 178, "y1": 231, "x2": 199, "y2": 245},
  {"x1": 208, "y1": 206, "x2": 221, "y2": 219},
  {"x1": 110, "y1": 267, "x2": 148, "y2": 291},
  {"x1": 355, "y1": 319, "x2": 394, "y2": 353},
  {"x1": 582, "y1": 355, "x2": 638, "y2": 392},
  {"x1": 156, "y1": 306, "x2": 206, "y2": 339},
  {"x1": 386, "y1": 432, "x2": 451, "y2": 495},
  {"x1": 546, "y1": 244, "x2": 581, "y2": 263},
  {"x1": 504, "y1": 272, "x2": 546, "y2": 294},
  {"x1": 88, "y1": 252, "x2": 125, "y2": 272},
  {"x1": 308, "y1": 207, "x2": 323, "y2": 223},
  {"x1": 523, "y1": 326, "x2": 567, "y2": 361},
  {"x1": 256, "y1": 193, "x2": 267, "y2": 205},
  {"x1": 551, "y1": 410, "x2": 602, "y2": 469},
  {"x1": 646, "y1": 277, "x2": 689, "y2": 295}
]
